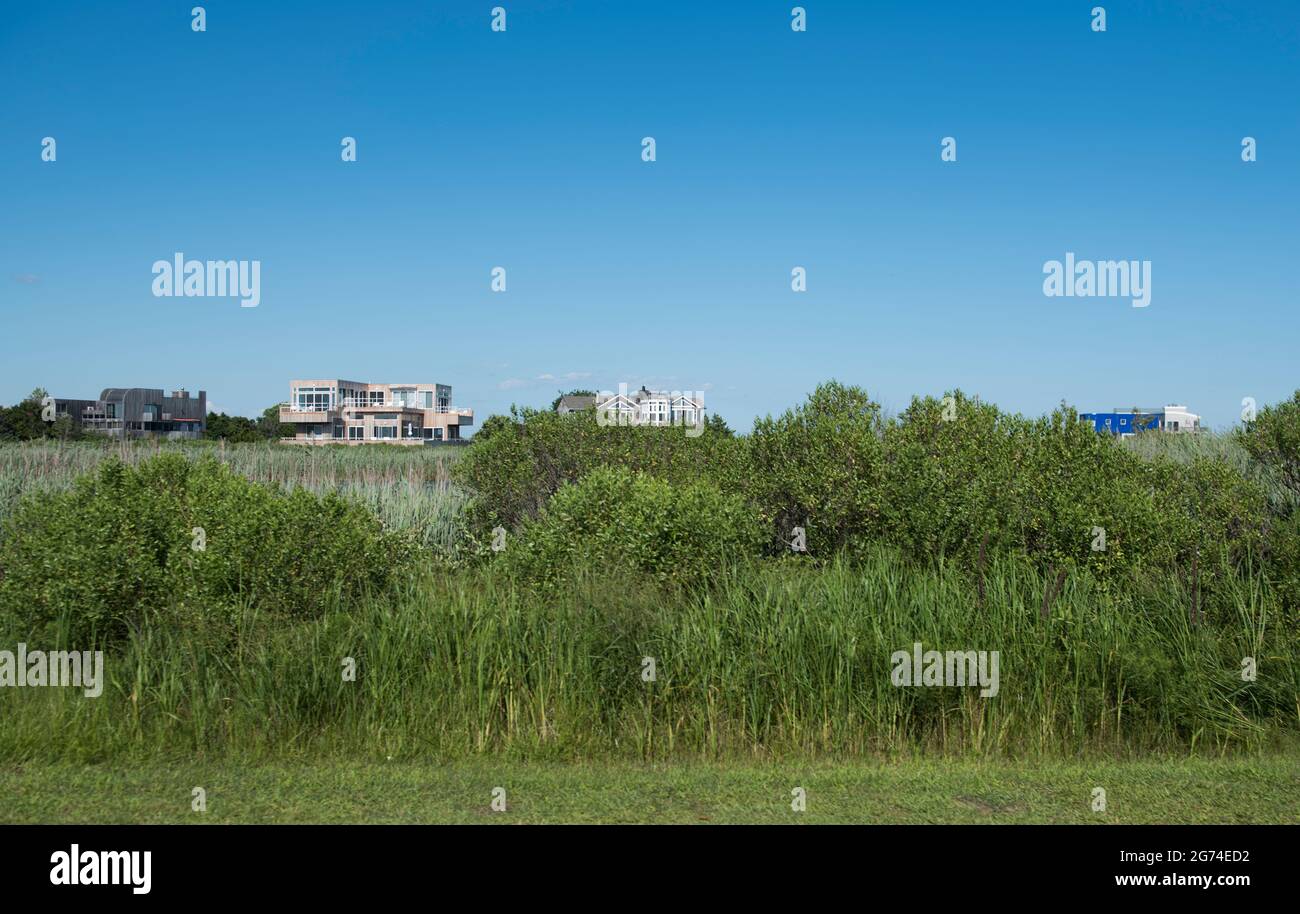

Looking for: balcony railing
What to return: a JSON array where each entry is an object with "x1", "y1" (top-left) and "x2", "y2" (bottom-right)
[{"x1": 285, "y1": 401, "x2": 471, "y2": 414}]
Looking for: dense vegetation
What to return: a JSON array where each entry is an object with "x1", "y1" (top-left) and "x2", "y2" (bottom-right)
[
  {"x1": 202, "y1": 405, "x2": 293, "y2": 443},
  {"x1": 457, "y1": 384, "x2": 1298, "y2": 620},
  {"x1": 0, "y1": 383, "x2": 1297, "y2": 763},
  {"x1": 1, "y1": 550, "x2": 1292, "y2": 761},
  {"x1": 500, "y1": 466, "x2": 765, "y2": 589},
  {"x1": 0, "y1": 438, "x2": 466, "y2": 550},
  {"x1": 0, "y1": 389, "x2": 84, "y2": 441},
  {"x1": 0, "y1": 454, "x2": 414, "y2": 644}
]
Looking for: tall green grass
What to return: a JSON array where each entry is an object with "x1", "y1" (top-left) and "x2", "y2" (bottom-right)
[
  {"x1": 2, "y1": 548, "x2": 1293, "y2": 763},
  {"x1": 0, "y1": 439, "x2": 468, "y2": 550}
]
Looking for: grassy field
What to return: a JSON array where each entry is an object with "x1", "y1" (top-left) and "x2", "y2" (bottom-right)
[{"x1": 2, "y1": 755, "x2": 1296, "y2": 824}]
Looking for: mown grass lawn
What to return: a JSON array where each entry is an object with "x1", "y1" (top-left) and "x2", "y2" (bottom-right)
[{"x1": 2, "y1": 756, "x2": 1296, "y2": 824}]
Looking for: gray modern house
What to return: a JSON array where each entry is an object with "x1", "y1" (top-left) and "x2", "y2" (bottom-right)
[{"x1": 53, "y1": 388, "x2": 207, "y2": 439}]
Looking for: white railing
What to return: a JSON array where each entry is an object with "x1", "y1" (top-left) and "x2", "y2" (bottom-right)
[
  {"x1": 335, "y1": 400, "x2": 469, "y2": 413},
  {"x1": 337, "y1": 398, "x2": 427, "y2": 409},
  {"x1": 284, "y1": 401, "x2": 473, "y2": 414}
]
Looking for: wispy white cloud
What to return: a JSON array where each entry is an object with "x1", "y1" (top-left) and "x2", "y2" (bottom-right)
[
  {"x1": 501, "y1": 371, "x2": 593, "y2": 391},
  {"x1": 536, "y1": 370, "x2": 591, "y2": 382}
]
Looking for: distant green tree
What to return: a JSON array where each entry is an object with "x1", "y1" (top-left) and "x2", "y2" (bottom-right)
[
  {"x1": 0, "y1": 389, "x2": 53, "y2": 441},
  {"x1": 204, "y1": 413, "x2": 261, "y2": 443},
  {"x1": 551, "y1": 389, "x2": 597, "y2": 412},
  {"x1": 703, "y1": 413, "x2": 734, "y2": 437},
  {"x1": 257, "y1": 403, "x2": 293, "y2": 440},
  {"x1": 47, "y1": 413, "x2": 84, "y2": 441}
]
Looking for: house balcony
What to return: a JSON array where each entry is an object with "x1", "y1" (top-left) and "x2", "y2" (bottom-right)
[
  {"x1": 336, "y1": 398, "x2": 470, "y2": 414},
  {"x1": 280, "y1": 406, "x2": 335, "y2": 423},
  {"x1": 282, "y1": 403, "x2": 473, "y2": 423}
]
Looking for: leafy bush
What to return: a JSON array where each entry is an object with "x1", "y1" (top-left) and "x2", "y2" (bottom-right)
[
  {"x1": 1234, "y1": 390, "x2": 1300, "y2": 619},
  {"x1": 1263, "y1": 511, "x2": 1300, "y2": 622},
  {"x1": 0, "y1": 453, "x2": 415, "y2": 643},
  {"x1": 1238, "y1": 390, "x2": 1300, "y2": 498},
  {"x1": 458, "y1": 384, "x2": 1287, "y2": 607},
  {"x1": 744, "y1": 381, "x2": 886, "y2": 554},
  {"x1": 873, "y1": 393, "x2": 1276, "y2": 607},
  {"x1": 501, "y1": 466, "x2": 763, "y2": 588},
  {"x1": 874, "y1": 391, "x2": 1026, "y2": 563},
  {"x1": 452, "y1": 406, "x2": 744, "y2": 536}
]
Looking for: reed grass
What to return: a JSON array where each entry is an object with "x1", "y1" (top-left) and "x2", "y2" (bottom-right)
[
  {"x1": 2, "y1": 548, "x2": 1293, "y2": 763},
  {"x1": 0, "y1": 439, "x2": 468, "y2": 550}
]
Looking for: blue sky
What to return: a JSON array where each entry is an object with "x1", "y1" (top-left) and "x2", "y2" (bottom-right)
[{"x1": 2, "y1": 1, "x2": 1297, "y2": 432}]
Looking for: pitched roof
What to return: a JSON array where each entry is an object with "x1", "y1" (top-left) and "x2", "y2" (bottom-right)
[{"x1": 557, "y1": 394, "x2": 597, "y2": 411}]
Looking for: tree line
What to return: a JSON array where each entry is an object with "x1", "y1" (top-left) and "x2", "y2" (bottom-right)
[{"x1": 0, "y1": 389, "x2": 290, "y2": 442}]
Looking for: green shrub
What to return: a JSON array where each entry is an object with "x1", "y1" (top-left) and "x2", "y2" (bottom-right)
[
  {"x1": 1262, "y1": 509, "x2": 1300, "y2": 626},
  {"x1": 1239, "y1": 390, "x2": 1300, "y2": 498},
  {"x1": 0, "y1": 453, "x2": 415, "y2": 643},
  {"x1": 875, "y1": 391, "x2": 1024, "y2": 563},
  {"x1": 744, "y1": 380, "x2": 886, "y2": 554},
  {"x1": 501, "y1": 466, "x2": 764, "y2": 588},
  {"x1": 452, "y1": 406, "x2": 744, "y2": 537},
  {"x1": 455, "y1": 384, "x2": 1289, "y2": 606},
  {"x1": 869, "y1": 392, "x2": 1275, "y2": 599}
]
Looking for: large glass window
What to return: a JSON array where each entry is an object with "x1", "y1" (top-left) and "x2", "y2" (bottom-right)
[
  {"x1": 294, "y1": 387, "x2": 333, "y2": 411},
  {"x1": 644, "y1": 399, "x2": 668, "y2": 424}
]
